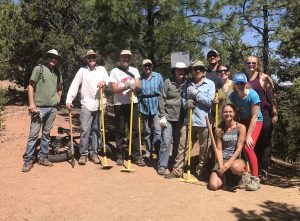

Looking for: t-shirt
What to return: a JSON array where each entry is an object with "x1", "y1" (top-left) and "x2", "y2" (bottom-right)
[
  {"x1": 229, "y1": 88, "x2": 263, "y2": 122},
  {"x1": 222, "y1": 123, "x2": 239, "y2": 160},
  {"x1": 206, "y1": 70, "x2": 222, "y2": 90},
  {"x1": 109, "y1": 66, "x2": 140, "y2": 105},
  {"x1": 30, "y1": 65, "x2": 62, "y2": 107}
]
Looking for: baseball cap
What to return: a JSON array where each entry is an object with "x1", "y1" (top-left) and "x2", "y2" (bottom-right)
[
  {"x1": 233, "y1": 73, "x2": 247, "y2": 84},
  {"x1": 120, "y1": 50, "x2": 132, "y2": 56},
  {"x1": 142, "y1": 59, "x2": 152, "y2": 65}
]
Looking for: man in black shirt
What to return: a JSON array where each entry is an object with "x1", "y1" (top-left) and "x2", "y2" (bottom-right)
[{"x1": 206, "y1": 49, "x2": 222, "y2": 90}]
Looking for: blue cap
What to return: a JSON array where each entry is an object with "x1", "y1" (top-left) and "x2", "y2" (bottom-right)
[{"x1": 233, "y1": 73, "x2": 247, "y2": 84}]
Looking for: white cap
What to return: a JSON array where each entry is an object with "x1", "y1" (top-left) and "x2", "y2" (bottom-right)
[
  {"x1": 46, "y1": 49, "x2": 61, "y2": 58},
  {"x1": 120, "y1": 50, "x2": 132, "y2": 56},
  {"x1": 174, "y1": 62, "x2": 187, "y2": 69}
]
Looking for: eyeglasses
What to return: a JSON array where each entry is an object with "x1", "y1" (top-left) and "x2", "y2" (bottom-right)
[
  {"x1": 247, "y1": 62, "x2": 256, "y2": 65},
  {"x1": 192, "y1": 66, "x2": 205, "y2": 72},
  {"x1": 143, "y1": 64, "x2": 152, "y2": 68},
  {"x1": 217, "y1": 69, "x2": 228, "y2": 73}
]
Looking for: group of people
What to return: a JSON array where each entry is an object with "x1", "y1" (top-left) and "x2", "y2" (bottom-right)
[{"x1": 21, "y1": 48, "x2": 278, "y2": 192}]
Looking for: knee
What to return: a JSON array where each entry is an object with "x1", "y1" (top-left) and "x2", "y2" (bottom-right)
[
  {"x1": 209, "y1": 182, "x2": 220, "y2": 191},
  {"x1": 231, "y1": 160, "x2": 245, "y2": 176}
]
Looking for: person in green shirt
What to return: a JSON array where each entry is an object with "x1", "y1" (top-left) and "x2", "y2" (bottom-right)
[{"x1": 22, "y1": 49, "x2": 63, "y2": 172}]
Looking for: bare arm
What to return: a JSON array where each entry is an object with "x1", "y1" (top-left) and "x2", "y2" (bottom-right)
[
  {"x1": 111, "y1": 82, "x2": 129, "y2": 94},
  {"x1": 28, "y1": 81, "x2": 37, "y2": 113},
  {"x1": 264, "y1": 75, "x2": 278, "y2": 124}
]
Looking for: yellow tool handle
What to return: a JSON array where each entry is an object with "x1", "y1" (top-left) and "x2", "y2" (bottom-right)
[
  {"x1": 187, "y1": 108, "x2": 193, "y2": 179},
  {"x1": 100, "y1": 88, "x2": 108, "y2": 165},
  {"x1": 215, "y1": 90, "x2": 219, "y2": 128}
]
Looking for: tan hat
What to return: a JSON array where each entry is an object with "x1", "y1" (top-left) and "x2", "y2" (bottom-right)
[
  {"x1": 84, "y1": 49, "x2": 100, "y2": 58},
  {"x1": 174, "y1": 62, "x2": 187, "y2": 69},
  {"x1": 46, "y1": 49, "x2": 61, "y2": 59},
  {"x1": 189, "y1": 60, "x2": 206, "y2": 68},
  {"x1": 207, "y1": 49, "x2": 220, "y2": 57},
  {"x1": 120, "y1": 50, "x2": 132, "y2": 56},
  {"x1": 142, "y1": 59, "x2": 152, "y2": 65}
]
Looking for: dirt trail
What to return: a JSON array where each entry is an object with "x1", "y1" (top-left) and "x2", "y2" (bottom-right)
[{"x1": 0, "y1": 105, "x2": 300, "y2": 221}]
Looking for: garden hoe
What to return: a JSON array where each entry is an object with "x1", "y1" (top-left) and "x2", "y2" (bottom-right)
[
  {"x1": 100, "y1": 88, "x2": 112, "y2": 170},
  {"x1": 180, "y1": 109, "x2": 198, "y2": 184},
  {"x1": 68, "y1": 110, "x2": 75, "y2": 168},
  {"x1": 121, "y1": 90, "x2": 136, "y2": 173}
]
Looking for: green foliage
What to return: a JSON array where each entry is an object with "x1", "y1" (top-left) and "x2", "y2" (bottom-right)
[
  {"x1": 0, "y1": 88, "x2": 8, "y2": 130},
  {"x1": 273, "y1": 78, "x2": 300, "y2": 162}
]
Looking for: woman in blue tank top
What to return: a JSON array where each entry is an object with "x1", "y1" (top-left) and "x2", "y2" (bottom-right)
[{"x1": 209, "y1": 104, "x2": 246, "y2": 191}]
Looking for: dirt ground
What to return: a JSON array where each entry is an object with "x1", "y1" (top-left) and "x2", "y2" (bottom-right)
[{"x1": 0, "y1": 84, "x2": 300, "y2": 220}]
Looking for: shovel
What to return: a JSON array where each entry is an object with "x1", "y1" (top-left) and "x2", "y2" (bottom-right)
[
  {"x1": 100, "y1": 88, "x2": 112, "y2": 170},
  {"x1": 121, "y1": 90, "x2": 136, "y2": 173}
]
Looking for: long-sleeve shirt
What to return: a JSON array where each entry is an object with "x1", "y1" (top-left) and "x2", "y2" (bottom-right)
[
  {"x1": 66, "y1": 66, "x2": 110, "y2": 111},
  {"x1": 138, "y1": 71, "x2": 164, "y2": 115},
  {"x1": 182, "y1": 78, "x2": 215, "y2": 127}
]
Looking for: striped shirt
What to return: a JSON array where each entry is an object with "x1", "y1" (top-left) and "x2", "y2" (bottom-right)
[{"x1": 138, "y1": 71, "x2": 164, "y2": 115}]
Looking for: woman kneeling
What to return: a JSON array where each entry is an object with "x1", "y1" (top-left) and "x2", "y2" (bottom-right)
[{"x1": 209, "y1": 104, "x2": 246, "y2": 191}]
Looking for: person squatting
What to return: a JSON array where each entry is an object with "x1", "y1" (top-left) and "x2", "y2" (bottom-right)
[{"x1": 22, "y1": 49, "x2": 278, "y2": 192}]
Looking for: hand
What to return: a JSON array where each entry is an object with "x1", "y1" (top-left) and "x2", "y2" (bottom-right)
[
  {"x1": 246, "y1": 136, "x2": 254, "y2": 148},
  {"x1": 187, "y1": 85, "x2": 198, "y2": 99},
  {"x1": 184, "y1": 99, "x2": 195, "y2": 110},
  {"x1": 213, "y1": 97, "x2": 219, "y2": 104},
  {"x1": 65, "y1": 103, "x2": 73, "y2": 111},
  {"x1": 160, "y1": 117, "x2": 167, "y2": 128},
  {"x1": 97, "y1": 81, "x2": 106, "y2": 88},
  {"x1": 28, "y1": 104, "x2": 37, "y2": 114},
  {"x1": 272, "y1": 115, "x2": 278, "y2": 125},
  {"x1": 124, "y1": 80, "x2": 135, "y2": 90},
  {"x1": 218, "y1": 162, "x2": 231, "y2": 174}
]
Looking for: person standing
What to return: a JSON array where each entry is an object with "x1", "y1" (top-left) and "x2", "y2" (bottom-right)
[
  {"x1": 246, "y1": 55, "x2": 278, "y2": 182},
  {"x1": 66, "y1": 49, "x2": 109, "y2": 165},
  {"x1": 206, "y1": 49, "x2": 222, "y2": 90},
  {"x1": 110, "y1": 50, "x2": 145, "y2": 167},
  {"x1": 22, "y1": 49, "x2": 63, "y2": 172},
  {"x1": 165, "y1": 60, "x2": 215, "y2": 179},
  {"x1": 157, "y1": 62, "x2": 188, "y2": 175},
  {"x1": 230, "y1": 73, "x2": 263, "y2": 191},
  {"x1": 138, "y1": 59, "x2": 163, "y2": 158}
]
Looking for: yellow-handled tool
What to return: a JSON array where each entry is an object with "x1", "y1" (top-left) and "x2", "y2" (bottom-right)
[
  {"x1": 180, "y1": 108, "x2": 197, "y2": 184},
  {"x1": 100, "y1": 88, "x2": 112, "y2": 170},
  {"x1": 121, "y1": 91, "x2": 136, "y2": 172},
  {"x1": 215, "y1": 90, "x2": 219, "y2": 128}
]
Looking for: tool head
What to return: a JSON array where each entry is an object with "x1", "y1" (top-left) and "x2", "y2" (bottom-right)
[
  {"x1": 120, "y1": 168, "x2": 136, "y2": 173},
  {"x1": 179, "y1": 178, "x2": 198, "y2": 184},
  {"x1": 71, "y1": 159, "x2": 75, "y2": 168},
  {"x1": 102, "y1": 165, "x2": 113, "y2": 170}
]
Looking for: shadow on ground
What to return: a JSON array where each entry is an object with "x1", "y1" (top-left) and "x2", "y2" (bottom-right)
[{"x1": 230, "y1": 200, "x2": 300, "y2": 221}]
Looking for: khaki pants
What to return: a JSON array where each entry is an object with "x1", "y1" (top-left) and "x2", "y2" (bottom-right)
[{"x1": 173, "y1": 126, "x2": 211, "y2": 176}]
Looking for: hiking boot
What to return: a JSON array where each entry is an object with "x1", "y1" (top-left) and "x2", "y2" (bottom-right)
[
  {"x1": 22, "y1": 160, "x2": 33, "y2": 172},
  {"x1": 116, "y1": 158, "x2": 124, "y2": 166},
  {"x1": 38, "y1": 158, "x2": 53, "y2": 167},
  {"x1": 78, "y1": 156, "x2": 87, "y2": 165},
  {"x1": 90, "y1": 155, "x2": 101, "y2": 164},
  {"x1": 143, "y1": 150, "x2": 151, "y2": 158},
  {"x1": 238, "y1": 173, "x2": 251, "y2": 189},
  {"x1": 132, "y1": 158, "x2": 146, "y2": 167},
  {"x1": 164, "y1": 171, "x2": 180, "y2": 179},
  {"x1": 259, "y1": 169, "x2": 268, "y2": 183},
  {"x1": 157, "y1": 167, "x2": 166, "y2": 176},
  {"x1": 246, "y1": 176, "x2": 261, "y2": 191}
]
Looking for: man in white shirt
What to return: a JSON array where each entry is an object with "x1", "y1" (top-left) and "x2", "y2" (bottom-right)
[
  {"x1": 109, "y1": 50, "x2": 145, "y2": 167},
  {"x1": 66, "y1": 49, "x2": 109, "y2": 165}
]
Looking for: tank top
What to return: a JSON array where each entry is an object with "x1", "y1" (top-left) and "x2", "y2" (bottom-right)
[
  {"x1": 249, "y1": 74, "x2": 272, "y2": 117},
  {"x1": 222, "y1": 122, "x2": 239, "y2": 160}
]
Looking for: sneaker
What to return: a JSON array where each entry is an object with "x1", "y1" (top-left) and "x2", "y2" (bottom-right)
[
  {"x1": 90, "y1": 155, "x2": 101, "y2": 164},
  {"x1": 38, "y1": 158, "x2": 53, "y2": 167},
  {"x1": 22, "y1": 160, "x2": 33, "y2": 172},
  {"x1": 143, "y1": 150, "x2": 151, "y2": 158},
  {"x1": 164, "y1": 171, "x2": 180, "y2": 179},
  {"x1": 132, "y1": 158, "x2": 146, "y2": 167},
  {"x1": 157, "y1": 168, "x2": 166, "y2": 176},
  {"x1": 238, "y1": 173, "x2": 251, "y2": 189},
  {"x1": 78, "y1": 156, "x2": 87, "y2": 165},
  {"x1": 116, "y1": 158, "x2": 124, "y2": 166},
  {"x1": 246, "y1": 176, "x2": 261, "y2": 191},
  {"x1": 259, "y1": 169, "x2": 268, "y2": 183}
]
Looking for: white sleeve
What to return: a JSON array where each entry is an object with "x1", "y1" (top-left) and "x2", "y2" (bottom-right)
[
  {"x1": 109, "y1": 68, "x2": 118, "y2": 83},
  {"x1": 66, "y1": 69, "x2": 82, "y2": 104},
  {"x1": 102, "y1": 67, "x2": 110, "y2": 85}
]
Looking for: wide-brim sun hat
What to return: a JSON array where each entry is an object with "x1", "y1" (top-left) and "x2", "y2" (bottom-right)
[
  {"x1": 84, "y1": 49, "x2": 100, "y2": 58},
  {"x1": 189, "y1": 60, "x2": 206, "y2": 69},
  {"x1": 174, "y1": 62, "x2": 187, "y2": 69},
  {"x1": 46, "y1": 49, "x2": 62, "y2": 59},
  {"x1": 233, "y1": 73, "x2": 247, "y2": 84}
]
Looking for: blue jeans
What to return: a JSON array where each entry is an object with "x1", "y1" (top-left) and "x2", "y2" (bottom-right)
[
  {"x1": 23, "y1": 107, "x2": 57, "y2": 162},
  {"x1": 79, "y1": 107, "x2": 102, "y2": 157},
  {"x1": 141, "y1": 113, "x2": 161, "y2": 153},
  {"x1": 158, "y1": 120, "x2": 185, "y2": 169}
]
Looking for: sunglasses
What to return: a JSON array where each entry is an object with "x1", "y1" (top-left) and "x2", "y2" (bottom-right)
[
  {"x1": 207, "y1": 53, "x2": 217, "y2": 58},
  {"x1": 236, "y1": 82, "x2": 246, "y2": 85},
  {"x1": 247, "y1": 62, "x2": 256, "y2": 65},
  {"x1": 87, "y1": 56, "x2": 97, "y2": 60},
  {"x1": 192, "y1": 66, "x2": 205, "y2": 72},
  {"x1": 217, "y1": 69, "x2": 228, "y2": 73},
  {"x1": 143, "y1": 64, "x2": 152, "y2": 68},
  {"x1": 49, "y1": 55, "x2": 59, "y2": 60}
]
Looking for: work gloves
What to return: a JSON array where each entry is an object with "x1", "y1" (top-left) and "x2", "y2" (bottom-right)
[
  {"x1": 124, "y1": 80, "x2": 136, "y2": 90},
  {"x1": 160, "y1": 116, "x2": 167, "y2": 128},
  {"x1": 184, "y1": 99, "x2": 195, "y2": 110},
  {"x1": 187, "y1": 84, "x2": 199, "y2": 99}
]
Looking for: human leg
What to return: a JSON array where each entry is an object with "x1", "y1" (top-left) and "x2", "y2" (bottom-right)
[
  {"x1": 158, "y1": 121, "x2": 173, "y2": 169},
  {"x1": 152, "y1": 113, "x2": 162, "y2": 154},
  {"x1": 114, "y1": 105, "x2": 126, "y2": 162},
  {"x1": 230, "y1": 159, "x2": 245, "y2": 176},
  {"x1": 131, "y1": 104, "x2": 143, "y2": 161},
  {"x1": 196, "y1": 127, "x2": 211, "y2": 177},
  {"x1": 141, "y1": 113, "x2": 151, "y2": 157},
  {"x1": 79, "y1": 107, "x2": 93, "y2": 157},
  {"x1": 209, "y1": 171, "x2": 223, "y2": 191}
]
